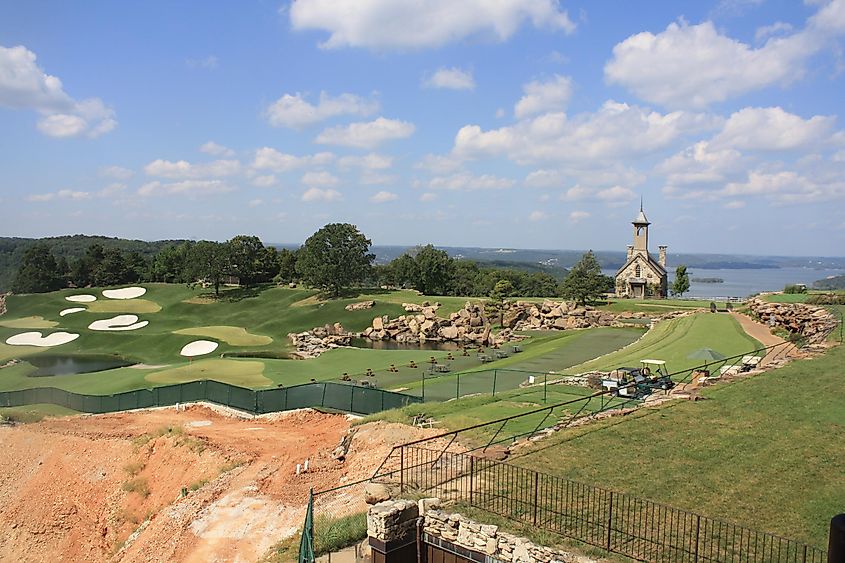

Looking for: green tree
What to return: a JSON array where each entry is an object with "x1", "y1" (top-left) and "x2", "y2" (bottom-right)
[
  {"x1": 274, "y1": 248, "x2": 298, "y2": 283},
  {"x1": 560, "y1": 250, "x2": 610, "y2": 305},
  {"x1": 228, "y1": 235, "x2": 265, "y2": 287},
  {"x1": 520, "y1": 272, "x2": 561, "y2": 297},
  {"x1": 12, "y1": 244, "x2": 63, "y2": 293},
  {"x1": 451, "y1": 260, "x2": 481, "y2": 296},
  {"x1": 389, "y1": 254, "x2": 418, "y2": 288},
  {"x1": 186, "y1": 241, "x2": 231, "y2": 296},
  {"x1": 296, "y1": 223, "x2": 374, "y2": 297},
  {"x1": 410, "y1": 245, "x2": 454, "y2": 295},
  {"x1": 95, "y1": 247, "x2": 128, "y2": 286},
  {"x1": 486, "y1": 279, "x2": 515, "y2": 327},
  {"x1": 152, "y1": 242, "x2": 192, "y2": 283},
  {"x1": 672, "y1": 265, "x2": 690, "y2": 297}
]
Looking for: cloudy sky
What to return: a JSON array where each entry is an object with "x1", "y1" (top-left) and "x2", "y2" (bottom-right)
[{"x1": 1, "y1": 1, "x2": 844, "y2": 255}]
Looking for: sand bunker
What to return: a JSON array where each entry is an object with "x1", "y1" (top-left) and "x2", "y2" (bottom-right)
[
  {"x1": 60, "y1": 308, "x2": 86, "y2": 317},
  {"x1": 102, "y1": 287, "x2": 146, "y2": 299},
  {"x1": 180, "y1": 340, "x2": 219, "y2": 357},
  {"x1": 5, "y1": 331, "x2": 80, "y2": 347},
  {"x1": 88, "y1": 314, "x2": 149, "y2": 331},
  {"x1": 65, "y1": 294, "x2": 97, "y2": 303}
]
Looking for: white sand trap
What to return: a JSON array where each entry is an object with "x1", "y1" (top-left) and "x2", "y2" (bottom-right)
[
  {"x1": 88, "y1": 314, "x2": 149, "y2": 331},
  {"x1": 180, "y1": 340, "x2": 219, "y2": 357},
  {"x1": 5, "y1": 331, "x2": 80, "y2": 347},
  {"x1": 60, "y1": 307, "x2": 86, "y2": 317},
  {"x1": 103, "y1": 286, "x2": 147, "y2": 300},
  {"x1": 66, "y1": 294, "x2": 97, "y2": 303}
]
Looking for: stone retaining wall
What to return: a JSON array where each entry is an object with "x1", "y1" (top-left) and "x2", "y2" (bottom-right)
[
  {"x1": 368, "y1": 498, "x2": 596, "y2": 563},
  {"x1": 747, "y1": 298, "x2": 837, "y2": 344}
]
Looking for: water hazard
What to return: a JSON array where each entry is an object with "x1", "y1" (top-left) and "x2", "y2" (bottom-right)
[
  {"x1": 348, "y1": 338, "x2": 463, "y2": 351},
  {"x1": 24, "y1": 354, "x2": 134, "y2": 377}
]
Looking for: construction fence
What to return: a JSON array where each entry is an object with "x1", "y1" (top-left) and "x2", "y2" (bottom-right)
[{"x1": 0, "y1": 380, "x2": 421, "y2": 416}]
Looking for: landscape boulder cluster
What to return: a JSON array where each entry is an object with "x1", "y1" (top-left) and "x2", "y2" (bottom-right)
[
  {"x1": 503, "y1": 300, "x2": 622, "y2": 330},
  {"x1": 747, "y1": 298, "x2": 838, "y2": 345},
  {"x1": 289, "y1": 323, "x2": 351, "y2": 359},
  {"x1": 363, "y1": 302, "x2": 499, "y2": 345}
]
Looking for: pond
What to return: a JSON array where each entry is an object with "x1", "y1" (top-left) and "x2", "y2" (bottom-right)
[
  {"x1": 24, "y1": 354, "x2": 134, "y2": 377},
  {"x1": 348, "y1": 338, "x2": 463, "y2": 351}
]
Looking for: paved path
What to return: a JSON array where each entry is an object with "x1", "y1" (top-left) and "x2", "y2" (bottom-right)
[{"x1": 730, "y1": 311, "x2": 793, "y2": 366}]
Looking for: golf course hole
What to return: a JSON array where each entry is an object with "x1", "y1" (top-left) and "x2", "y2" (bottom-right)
[
  {"x1": 180, "y1": 340, "x2": 219, "y2": 357},
  {"x1": 88, "y1": 315, "x2": 149, "y2": 331},
  {"x1": 24, "y1": 354, "x2": 134, "y2": 377},
  {"x1": 5, "y1": 331, "x2": 80, "y2": 347},
  {"x1": 0, "y1": 316, "x2": 58, "y2": 329},
  {"x1": 173, "y1": 326, "x2": 272, "y2": 346},
  {"x1": 102, "y1": 287, "x2": 147, "y2": 300}
]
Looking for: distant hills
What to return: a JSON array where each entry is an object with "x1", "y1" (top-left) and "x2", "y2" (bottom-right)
[{"x1": 2, "y1": 235, "x2": 844, "y2": 292}]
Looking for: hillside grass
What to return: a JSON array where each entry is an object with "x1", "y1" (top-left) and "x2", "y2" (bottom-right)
[
  {"x1": 562, "y1": 312, "x2": 760, "y2": 375},
  {"x1": 510, "y1": 316, "x2": 845, "y2": 548}
]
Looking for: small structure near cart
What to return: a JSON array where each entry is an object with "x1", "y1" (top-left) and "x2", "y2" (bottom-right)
[{"x1": 602, "y1": 359, "x2": 674, "y2": 399}]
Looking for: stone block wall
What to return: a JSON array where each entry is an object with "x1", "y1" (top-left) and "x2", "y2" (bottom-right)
[{"x1": 747, "y1": 298, "x2": 837, "y2": 344}]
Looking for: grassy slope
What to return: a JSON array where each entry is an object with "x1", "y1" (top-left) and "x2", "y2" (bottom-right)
[
  {"x1": 562, "y1": 313, "x2": 761, "y2": 375},
  {"x1": 510, "y1": 325, "x2": 845, "y2": 547}
]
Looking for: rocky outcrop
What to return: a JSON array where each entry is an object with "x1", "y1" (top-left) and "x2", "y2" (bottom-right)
[
  {"x1": 345, "y1": 300, "x2": 375, "y2": 311},
  {"x1": 402, "y1": 301, "x2": 440, "y2": 313},
  {"x1": 288, "y1": 323, "x2": 351, "y2": 359},
  {"x1": 747, "y1": 298, "x2": 838, "y2": 344},
  {"x1": 503, "y1": 300, "x2": 622, "y2": 330},
  {"x1": 363, "y1": 302, "x2": 502, "y2": 345}
]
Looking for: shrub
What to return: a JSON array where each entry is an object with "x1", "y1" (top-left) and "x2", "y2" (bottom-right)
[
  {"x1": 806, "y1": 293, "x2": 845, "y2": 305},
  {"x1": 122, "y1": 477, "x2": 150, "y2": 498},
  {"x1": 783, "y1": 284, "x2": 807, "y2": 294},
  {"x1": 314, "y1": 512, "x2": 368, "y2": 555}
]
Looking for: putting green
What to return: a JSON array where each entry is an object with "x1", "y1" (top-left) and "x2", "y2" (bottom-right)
[
  {"x1": 0, "y1": 316, "x2": 58, "y2": 329},
  {"x1": 173, "y1": 326, "x2": 273, "y2": 346},
  {"x1": 145, "y1": 359, "x2": 272, "y2": 387},
  {"x1": 86, "y1": 299, "x2": 162, "y2": 313}
]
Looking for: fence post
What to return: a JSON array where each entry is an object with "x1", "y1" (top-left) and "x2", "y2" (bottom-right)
[
  {"x1": 469, "y1": 456, "x2": 475, "y2": 505},
  {"x1": 321, "y1": 383, "x2": 327, "y2": 408},
  {"x1": 421, "y1": 370, "x2": 425, "y2": 401},
  {"x1": 456, "y1": 372, "x2": 460, "y2": 400},
  {"x1": 606, "y1": 491, "x2": 614, "y2": 552},
  {"x1": 399, "y1": 447, "x2": 405, "y2": 494},
  {"x1": 493, "y1": 370, "x2": 497, "y2": 396},
  {"x1": 694, "y1": 514, "x2": 700, "y2": 562},
  {"x1": 532, "y1": 472, "x2": 540, "y2": 526},
  {"x1": 543, "y1": 372, "x2": 547, "y2": 403}
]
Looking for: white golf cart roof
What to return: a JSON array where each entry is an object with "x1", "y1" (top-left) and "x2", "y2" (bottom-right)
[{"x1": 641, "y1": 359, "x2": 666, "y2": 365}]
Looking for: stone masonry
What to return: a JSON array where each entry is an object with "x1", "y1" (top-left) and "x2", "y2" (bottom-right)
[{"x1": 747, "y1": 298, "x2": 838, "y2": 345}]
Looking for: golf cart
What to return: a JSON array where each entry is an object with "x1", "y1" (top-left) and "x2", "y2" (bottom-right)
[{"x1": 601, "y1": 359, "x2": 675, "y2": 399}]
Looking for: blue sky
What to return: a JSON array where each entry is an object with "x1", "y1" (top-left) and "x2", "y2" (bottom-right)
[{"x1": 1, "y1": 0, "x2": 844, "y2": 256}]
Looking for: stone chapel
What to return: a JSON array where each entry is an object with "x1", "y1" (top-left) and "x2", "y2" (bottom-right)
[{"x1": 614, "y1": 204, "x2": 668, "y2": 298}]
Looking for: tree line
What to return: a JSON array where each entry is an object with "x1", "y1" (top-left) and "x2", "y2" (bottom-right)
[{"x1": 11, "y1": 223, "x2": 615, "y2": 303}]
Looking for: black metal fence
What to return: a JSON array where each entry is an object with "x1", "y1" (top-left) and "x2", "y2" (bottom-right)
[
  {"x1": 388, "y1": 445, "x2": 827, "y2": 562},
  {"x1": 0, "y1": 380, "x2": 421, "y2": 416}
]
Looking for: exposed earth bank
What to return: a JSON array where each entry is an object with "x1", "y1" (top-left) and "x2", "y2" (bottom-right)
[{"x1": 0, "y1": 405, "x2": 434, "y2": 563}]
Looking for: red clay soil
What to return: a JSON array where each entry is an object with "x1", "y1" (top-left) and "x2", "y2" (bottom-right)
[{"x1": 0, "y1": 405, "x2": 434, "y2": 563}]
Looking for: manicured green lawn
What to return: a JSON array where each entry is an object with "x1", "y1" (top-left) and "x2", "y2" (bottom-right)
[
  {"x1": 510, "y1": 320, "x2": 845, "y2": 548},
  {"x1": 562, "y1": 312, "x2": 761, "y2": 376},
  {"x1": 0, "y1": 403, "x2": 80, "y2": 422}
]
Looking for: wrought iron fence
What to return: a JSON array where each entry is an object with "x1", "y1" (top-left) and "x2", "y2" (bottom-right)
[{"x1": 385, "y1": 445, "x2": 827, "y2": 563}]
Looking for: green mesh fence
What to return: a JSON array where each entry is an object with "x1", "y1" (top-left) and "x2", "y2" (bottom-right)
[{"x1": 0, "y1": 381, "x2": 422, "y2": 416}]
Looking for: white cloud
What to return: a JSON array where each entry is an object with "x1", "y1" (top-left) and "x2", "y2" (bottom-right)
[
  {"x1": 454, "y1": 101, "x2": 718, "y2": 165},
  {"x1": 423, "y1": 67, "x2": 475, "y2": 90},
  {"x1": 302, "y1": 170, "x2": 340, "y2": 187},
  {"x1": 199, "y1": 141, "x2": 235, "y2": 157},
  {"x1": 99, "y1": 166, "x2": 134, "y2": 179},
  {"x1": 569, "y1": 210, "x2": 590, "y2": 222},
  {"x1": 755, "y1": 21, "x2": 794, "y2": 42},
  {"x1": 360, "y1": 172, "x2": 397, "y2": 185},
  {"x1": 710, "y1": 107, "x2": 835, "y2": 151},
  {"x1": 248, "y1": 198, "x2": 263, "y2": 208},
  {"x1": 338, "y1": 153, "x2": 393, "y2": 169},
  {"x1": 657, "y1": 141, "x2": 744, "y2": 186},
  {"x1": 419, "y1": 192, "x2": 438, "y2": 202},
  {"x1": 604, "y1": 20, "x2": 821, "y2": 109},
  {"x1": 252, "y1": 174, "x2": 277, "y2": 187},
  {"x1": 514, "y1": 75, "x2": 572, "y2": 118},
  {"x1": 525, "y1": 169, "x2": 564, "y2": 188},
  {"x1": 137, "y1": 180, "x2": 234, "y2": 197},
  {"x1": 561, "y1": 184, "x2": 636, "y2": 205},
  {"x1": 144, "y1": 159, "x2": 241, "y2": 179},
  {"x1": 265, "y1": 91, "x2": 379, "y2": 128},
  {"x1": 315, "y1": 117, "x2": 415, "y2": 149},
  {"x1": 0, "y1": 45, "x2": 117, "y2": 138},
  {"x1": 98, "y1": 183, "x2": 126, "y2": 197},
  {"x1": 724, "y1": 200, "x2": 746, "y2": 209},
  {"x1": 415, "y1": 153, "x2": 464, "y2": 174},
  {"x1": 186, "y1": 55, "x2": 218, "y2": 69},
  {"x1": 252, "y1": 148, "x2": 335, "y2": 171},
  {"x1": 370, "y1": 190, "x2": 399, "y2": 203},
  {"x1": 428, "y1": 173, "x2": 514, "y2": 191},
  {"x1": 528, "y1": 210, "x2": 548, "y2": 221},
  {"x1": 27, "y1": 189, "x2": 91, "y2": 202},
  {"x1": 289, "y1": 0, "x2": 575, "y2": 50},
  {"x1": 302, "y1": 187, "x2": 343, "y2": 202}
]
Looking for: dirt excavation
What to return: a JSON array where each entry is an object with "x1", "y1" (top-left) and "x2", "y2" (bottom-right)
[{"x1": 0, "y1": 405, "x2": 435, "y2": 563}]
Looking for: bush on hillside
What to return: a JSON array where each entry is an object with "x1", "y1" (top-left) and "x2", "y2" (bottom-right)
[
  {"x1": 783, "y1": 284, "x2": 807, "y2": 294},
  {"x1": 806, "y1": 293, "x2": 845, "y2": 305}
]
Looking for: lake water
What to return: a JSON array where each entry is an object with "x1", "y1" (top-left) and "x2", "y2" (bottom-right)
[
  {"x1": 25, "y1": 355, "x2": 133, "y2": 377},
  {"x1": 349, "y1": 337, "x2": 462, "y2": 351},
  {"x1": 603, "y1": 267, "x2": 844, "y2": 299}
]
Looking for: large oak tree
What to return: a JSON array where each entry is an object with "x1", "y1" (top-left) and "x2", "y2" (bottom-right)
[{"x1": 296, "y1": 223, "x2": 374, "y2": 297}]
